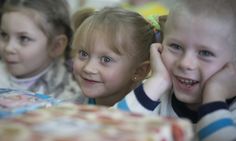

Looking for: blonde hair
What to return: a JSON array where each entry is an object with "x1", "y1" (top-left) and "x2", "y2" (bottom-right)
[
  {"x1": 2, "y1": 0, "x2": 73, "y2": 60},
  {"x1": 72, "y1": 7, "x2": 156, "y2": 63}
]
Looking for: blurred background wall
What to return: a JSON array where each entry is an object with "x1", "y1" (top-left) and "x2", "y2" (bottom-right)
[
  {"x1": 67, "y1": 0, "x2": 177, "y2": 17},
  {"x1": 67, "y1": 0, "x2": 124, "y2": 14}
]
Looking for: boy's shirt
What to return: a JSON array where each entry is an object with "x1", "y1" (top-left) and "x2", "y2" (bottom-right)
[{"x1": 114, "y1": 83, "x2": 236, "y2": 141}]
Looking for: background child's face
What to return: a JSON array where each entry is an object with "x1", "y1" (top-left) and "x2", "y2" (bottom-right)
[
  {"x1": 0, "y1": 34, "x2": 3, "y2": 57},
  {"x1": 161, "y1": 13, "x2": 235, "y2": 106},
  {"x1": 73, "y1": 36, "x2": 137, "y2": 100},
  {"x1": 0, "y1": 12, "x2": 52, "y2": 78}
]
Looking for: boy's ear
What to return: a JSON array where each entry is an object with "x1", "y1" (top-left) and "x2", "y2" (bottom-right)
[
  {"x1": 132, "y1": 61, "x2": 151, "y2": 82},
  {"x1": 49, "y1": 34, "x2": 68, "y2": 58}
]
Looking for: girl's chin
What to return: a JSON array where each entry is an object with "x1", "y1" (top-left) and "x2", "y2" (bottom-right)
[{"x1": 82, "y1": 91, "x2": 100, "y2": 98}]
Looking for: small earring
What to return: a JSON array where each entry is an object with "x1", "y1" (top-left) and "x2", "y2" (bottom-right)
[{"x1": 133, "y1": 76, "x2": 137, "y2": 81}]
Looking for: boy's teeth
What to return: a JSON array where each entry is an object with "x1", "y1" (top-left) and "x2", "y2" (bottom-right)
[{"x1": 179, "y1": 78, "x2": 197, "y2": 85}]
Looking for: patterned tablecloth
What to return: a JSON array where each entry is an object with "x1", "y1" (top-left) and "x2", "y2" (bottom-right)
[
  {"x1": 0, "y1": 88, "x2": 60, "y2": 118},
  {"x1": 0, "y1": 103, "x2": 193, "y2": 141}
]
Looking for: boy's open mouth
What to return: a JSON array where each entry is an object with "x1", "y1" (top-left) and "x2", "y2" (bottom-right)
[{"x1": 176, "y1": 77, "x2": 199, "y2": 88}]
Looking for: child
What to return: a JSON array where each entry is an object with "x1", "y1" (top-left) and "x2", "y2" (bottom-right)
[
  {"x1": 0, "y1": 0, "x2": 6, "y2": 58},
  {"x1": 71, "y1": 7, "x2": 158, "y2": 106},
  {"x1": 114, "y1": 0, "x2": 236, "y2": 140},
  {"x1": 0, "y1": 0, "x2": 84, "y2": 103}
]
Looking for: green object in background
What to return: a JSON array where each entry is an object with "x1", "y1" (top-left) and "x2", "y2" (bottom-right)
[{"x1": 147, "y1": 15, "x2": 160, "y2": 31}]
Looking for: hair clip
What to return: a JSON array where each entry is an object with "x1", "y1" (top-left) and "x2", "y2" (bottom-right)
[
  {"x1": 147, "y1": 15, "x2": 162, "y2": 42},
  {"x1": 147, "y1": 14, "x2": 161, "y2": 31}
]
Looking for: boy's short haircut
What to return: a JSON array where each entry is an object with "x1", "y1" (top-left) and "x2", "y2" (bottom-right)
[{"x1": 165, "y1": 0, "x2": 236, "y2": 52}]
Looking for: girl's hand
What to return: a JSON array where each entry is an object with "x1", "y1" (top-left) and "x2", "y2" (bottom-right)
[
  {"x1": 203, "y1": 61, "x2": 236, "y2": 104},
  {"x1": 143, "y1": 43, "x2": 172, "y2": 101}
]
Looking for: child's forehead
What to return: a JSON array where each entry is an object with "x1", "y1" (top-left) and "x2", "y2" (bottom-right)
[
  {"x1": 166, "y1": 8, "x2": 234, "y2": 39},
  {"x1": 75, "y1": 27, "x2": 128, "y2": 55},
  {"x1": 3, "y1": 8, "x2": 47, "y2": 27},
  {"x1": 164, "y1": 11, "x2": 235, "y2": 53},
  {"x1": 4, "y1": 7, "x2": 39, "y2": 18},
  {"x1": 167, "y1": 0, "x2": 236, "y2": 41}
]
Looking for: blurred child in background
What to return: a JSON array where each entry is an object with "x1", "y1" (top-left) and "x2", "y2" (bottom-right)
[
  {"x1": 0, "y1": 0, "x2": 83, "y2": 103},
  {"x1": 71, "y1": 7, "x2": 158, "y2": 106},
  {"x1": 0, "y1": 0, "x2": 6, "y2": 58}
]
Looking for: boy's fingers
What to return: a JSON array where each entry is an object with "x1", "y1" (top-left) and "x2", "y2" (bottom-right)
[
  {"x1": 150, "y1": 43, "x2": 162, "y2": 54},
  {"x1": 150, "y1": 44, "x2": 161, "y2": 63},
  {"x1": 150, "y1": 43, "x2": 163, "y2": 72}
]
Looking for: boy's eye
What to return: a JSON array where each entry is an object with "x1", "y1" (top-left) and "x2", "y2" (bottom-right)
[
  {"x1": 169, "y1": 43, "x2": 182, "y2": 50},
  {"x1": 78, "y1": 50, "x2": 88, "y2": 60},
  {"x1": 199, "y1": 50, "x2": 214, "y2": 57},
  {"x1": 101, "y1": 56, "x2": 112, "y2": 63}
]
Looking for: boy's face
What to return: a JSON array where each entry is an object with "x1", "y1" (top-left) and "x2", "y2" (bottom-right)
[
  {"x1": 73, "y1": 35, "x2": 137, "y2": 102},
  {"x1": 161, "y1": 13, "x2": 235, "y2": 106},
  {"x1": 0, "y1": 12, "x2": 52, "y2": 78}
]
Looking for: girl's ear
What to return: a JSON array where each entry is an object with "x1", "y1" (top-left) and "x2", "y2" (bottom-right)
[
  {"x1": 49, "y1": 34, "x2": 68, "y2": 58},
  {"x1": 132, "y1": 61, "x2": 151, "y2": 82}
]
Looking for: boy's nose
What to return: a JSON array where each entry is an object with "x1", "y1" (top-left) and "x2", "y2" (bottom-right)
[{"x1": 178, "y1": 53, "x2": 197, "y2": 71}]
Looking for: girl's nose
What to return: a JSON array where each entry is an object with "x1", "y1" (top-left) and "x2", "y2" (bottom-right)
[
  {"x1": 83, "y1": 59, "x2": 98, "y2": 74},
  {"x1": 4, "y1": 40, "x2": 16, "y2": 54}
]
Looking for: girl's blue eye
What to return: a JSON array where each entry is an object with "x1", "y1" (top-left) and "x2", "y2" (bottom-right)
[
  {"x1": 199, "y1": 50, "x2": 214, "y2": 57},
  {"x1": 101, "y1": 56, "x2": 112, "y2": 63},
  {"x1": 78, "y1": 50, "x2": 88, "y2": 60}
]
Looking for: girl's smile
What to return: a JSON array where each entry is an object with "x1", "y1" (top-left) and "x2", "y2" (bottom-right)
[{"x1": 81, "y1": 76, "x2": 102, "y2": 85}]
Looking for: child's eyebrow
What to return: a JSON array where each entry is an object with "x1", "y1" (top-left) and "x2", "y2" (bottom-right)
[
  {"x1": 164, "y1": 37, "x2": 181, "y2": 43},
  {"x1": 16, "y1": 31, "x2": 29, "y2": 35}
]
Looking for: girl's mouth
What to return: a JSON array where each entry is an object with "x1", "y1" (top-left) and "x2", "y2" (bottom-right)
[
  {"x1": 6, "y1": 61, "x2": 18, "y2": 65},
  {"x1": 82, "y1": 77, "x2": 100, "y2": 83}
]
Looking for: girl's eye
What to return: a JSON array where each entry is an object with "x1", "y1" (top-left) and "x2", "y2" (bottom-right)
[
  {"x1": 199, "y1": 50, "x2": 214, "y2": 57},
  {"x1": 78, "y1": 50, "x2": 88, "y2": 60},
  {"x1": 19, "y1": 35, "x2": 32, "y2": 44},
  {"x1": 101, "y1": 56, "x2": 112, "y2": 63},
  {"x1": 0, "y1": 31, "x2": 8, "y2": 41}
]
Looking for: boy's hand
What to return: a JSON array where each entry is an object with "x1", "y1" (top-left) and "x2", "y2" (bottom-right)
[
  {"x1": 203, "y1": 62, "x2": 236, "y2": 104},
  {"x1": 143, "y1": 43, "x2": 172, "y2": 101}
]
